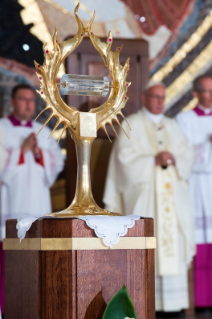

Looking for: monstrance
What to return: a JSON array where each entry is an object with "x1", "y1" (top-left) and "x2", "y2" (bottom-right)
[{"x1": 34, "y1": 3, "x2": 131, "y2": 217}]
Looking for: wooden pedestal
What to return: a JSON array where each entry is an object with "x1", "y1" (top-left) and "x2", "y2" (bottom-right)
[{"x1": 4, "y1": 218, "x2": 155, "y2": 319}]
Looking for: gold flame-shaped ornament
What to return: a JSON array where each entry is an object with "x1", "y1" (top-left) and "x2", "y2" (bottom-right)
[{"x1": 34, "y1": 3, "x2": 131, "y2": 217}]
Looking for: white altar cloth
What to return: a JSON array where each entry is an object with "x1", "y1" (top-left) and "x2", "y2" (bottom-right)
[{"x1": 16, "y1": 214, "x2": 140, "y2": 248}]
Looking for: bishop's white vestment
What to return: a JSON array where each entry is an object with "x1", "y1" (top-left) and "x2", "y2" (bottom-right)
[
  {"x1": 103, "y1": 108, "x2": 195, "y2": 311},
  {"x1": 177, "y1": 105, "x2": 212, "y2": 307},
  {"x1": 0, "y1": 115, "x2": 64, "y2": 239}
]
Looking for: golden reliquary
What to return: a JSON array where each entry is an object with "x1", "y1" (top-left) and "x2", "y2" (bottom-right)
[{"x1": 34, "y1": 3, "x2": 131, "y2": 217}]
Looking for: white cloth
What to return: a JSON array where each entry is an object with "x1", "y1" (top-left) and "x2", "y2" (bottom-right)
[
  {"x1": 196, "y1": 103, "x2": 212, "y2": 114},
  {"x1": 142, "y1": 107, "x2": 179, "y2": 276},
  {"x1": 16, "y1": 215, "x2": 38, "y2": 241},
  {"x1": 177, "y1": 108, "x2": 212, "y2": 244},
  {"x1": 142, "y1": 106, "x2": 164, "y2": 124},
  {"x1": 155, "y1": 166, "x2": 179, "y2": 276},
  {"x1": 0, "y1": 125, "x2": 7, "y2": 174},
  {"x1": 103, "y1": 109, "x2": 195, "y2": 311},
  {"x1": 0, "y1": 118, "x2": 64, "y2": 240},
  {"x1": 0, "y1": 125, "x2": 7, "y2": 245},
  {"x1": 156, "y1": 231, "x2": 189, "y2": 311},
  {"x1": 16, "y1": 214, "x2": 140, "y2": 248},
  {"x1": 80, "y1": 215, "x2": 140, "y2": 247}
]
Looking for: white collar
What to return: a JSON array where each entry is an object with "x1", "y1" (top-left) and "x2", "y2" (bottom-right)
[
  {"x1": 142, "y1": 107, "x2": 164, "y2": 124},
  {"x1": 198, "y1": 104, "x2": 212, "y2": 115}
]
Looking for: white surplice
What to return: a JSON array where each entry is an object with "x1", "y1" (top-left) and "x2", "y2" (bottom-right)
[
  {"x1": 103, "y1": 109, "x2": 195, "y2": 311},
  {"x1": 0, "y1": 125, "x2": 7, "y2": 174},
  {"x1": 0, "y1": 124, "x2": 6, "y2": 317},
  {"x1": 177, "y1": 106, "x2": 212, "y2": 244},
  {"x1": 0, "y1": 117, "x2": 64, "y2": 239}
]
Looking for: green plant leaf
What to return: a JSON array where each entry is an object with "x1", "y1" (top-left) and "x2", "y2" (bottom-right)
[{"x1": 103, "y1": 285, "x2": 137, "y2": 319}]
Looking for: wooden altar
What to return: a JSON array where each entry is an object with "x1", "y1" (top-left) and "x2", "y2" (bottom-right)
[{"x1": 4, "y1": 217, "x2": 155, "y2": 319}]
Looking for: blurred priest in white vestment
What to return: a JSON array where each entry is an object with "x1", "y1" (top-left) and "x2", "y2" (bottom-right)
[
  {"x1": 0, "y1": 84, "x2": 64, "y2": 236},
  {"x1": 103, "y1": 82, "x2": 195, "y2": 312},
  {"x1": 0, "y1": 126, "x2": 7, "y2": 176},
  {"x1": 0, "y1": 124, "x2": 7, "y2": 317},
  {"x1": 177, "y1": 74, "x2": 212, "y2": 308},
  {"x1": 0, "y1": 84, "x2": 64, "y2": 315}
]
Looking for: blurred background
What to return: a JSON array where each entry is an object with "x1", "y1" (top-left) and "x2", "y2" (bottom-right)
[
  {"x1": 2, "y1": 2, "x2": 212, "y2": 318},
  {"x1": 0, "y1": 0, "x2": 212, "y2": 219}
]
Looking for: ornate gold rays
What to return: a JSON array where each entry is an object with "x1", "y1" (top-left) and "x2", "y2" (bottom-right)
[
  {"x1": 34, "y1": 3, "x2": 131, "y2": 143},
  {"x1": 34, "y1": 3, "x2": 131, "y2": 217}
]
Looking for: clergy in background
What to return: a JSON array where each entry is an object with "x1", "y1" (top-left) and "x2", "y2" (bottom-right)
[
  {"x1": 177, "y1": 74, "x2": 212, "y2": 308},
  {"x1": 0, "y1": 126, "x2": 7, "y2": 175},
  {"x1": 0, "y1": 84, "x2": 64, "y2": 235},
  {"x1": 103, "y1": 82, "x2": 195, "y2": 312},
  {"x1": 0, "y1": 125, "x2": 7, "y2": 317},
  {"x1": 0, "y1": 84, "x2": 64, "y2": 315},
  {"x1": 0, "y1": 124, "x2": 7, "y2": 235}
]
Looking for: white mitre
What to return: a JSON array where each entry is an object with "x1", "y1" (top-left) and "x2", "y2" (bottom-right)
[{"x1": 143, "y1": 80, "x2": 165, "y2": 93}]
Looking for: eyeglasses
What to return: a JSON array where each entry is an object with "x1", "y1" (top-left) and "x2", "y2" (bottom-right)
[
  {"x1": 16, "y1": 97, "x2": 36, "y2": 103},
  {"x1": 198, "y1": 89, "x2": 212, "y2": 94},
  {"x1": 146, "y1": 94, "x2": 165, "y2": 101}
]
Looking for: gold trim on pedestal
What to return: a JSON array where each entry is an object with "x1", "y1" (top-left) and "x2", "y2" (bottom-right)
[{"x1": 3, "y1": 237, "x2": 156, "y2": 251}]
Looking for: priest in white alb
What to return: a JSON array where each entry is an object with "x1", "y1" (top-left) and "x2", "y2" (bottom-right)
[
  {"x1": 0, "y1": 124, "x2": 7, "y2": 316},
  {"x1": 0, "y1": 84, "x2": 64, "y2": 235},
  {"x1": 103, "y1": 82, "x2": 195, "y2": 312},
  {"x1": 177, "y1": 74, "x2": 212, "y2": 308},
  {"x1": 0, "y1": 126, "x2": 7, "y2": 177},
  {"x1": 0, "y1": 84, "x2": 64, "y2": 315}
]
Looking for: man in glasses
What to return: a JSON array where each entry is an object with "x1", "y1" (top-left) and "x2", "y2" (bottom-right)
[
  {"x1": 0, "y1": 84, "x2": 64, "y2": 315},
  {"x1": 104, "y1": 81, "x2": 195, "y2": 314},
  {"x1": 177, "y1": 74, "x2": 212, "y2": 309}
]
